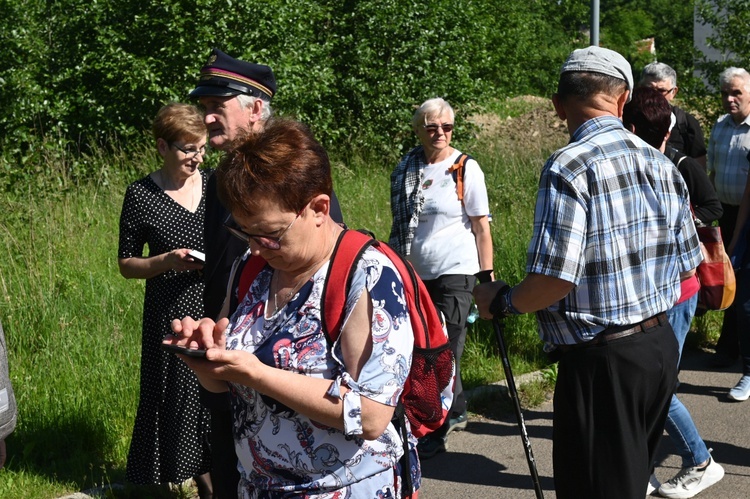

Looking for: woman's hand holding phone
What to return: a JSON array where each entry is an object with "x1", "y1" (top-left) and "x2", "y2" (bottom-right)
[{"x1": 161, "y1": 343, "x2": 207, "y2": 358}]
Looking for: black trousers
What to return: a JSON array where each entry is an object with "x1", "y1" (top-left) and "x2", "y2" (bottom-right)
[
  {"x1": 717, "y1": 203, "x2": 740, "y2": 358},
  {"x1": 200, "y1": 390, "x2": 239, "y2": 499},
  {"x1": 422, "y1": 274, "x2": 475, "y2": 435},
  {"x1": 553, "y1": 322, "x2": 678, "y2": 499}
]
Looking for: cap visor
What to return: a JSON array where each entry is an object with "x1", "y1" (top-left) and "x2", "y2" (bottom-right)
[{"x1": 188, "y1": 86, "x2": 243, "y2": 98}]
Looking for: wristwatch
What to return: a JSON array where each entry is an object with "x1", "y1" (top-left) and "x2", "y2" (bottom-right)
[{"x1": 489, "y1": 286, "x2": 521, "y2": 318}]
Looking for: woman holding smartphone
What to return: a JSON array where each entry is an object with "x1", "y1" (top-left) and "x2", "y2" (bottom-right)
[{"x1": 117, "y1": 103, "x2": 212, "y2": 497}]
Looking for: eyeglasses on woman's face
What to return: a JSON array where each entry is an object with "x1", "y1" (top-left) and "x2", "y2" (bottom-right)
[
  {"x1": 172, "y1": 143, "x2": 207, "y2": 159},
  {"x1": 224, "y1": 206, "x2": 306, "y2": 250},
  {"x1": 423, "y1": 123, "x2": 454, "y2": 134}
]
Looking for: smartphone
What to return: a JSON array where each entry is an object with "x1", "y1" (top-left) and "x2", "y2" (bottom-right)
[
  {"x1": 161, "y1": 343, "x2": 207, "y2": 358},
  {"x1": 187, "y1": 250, "x2": 206, "y2": 264}
]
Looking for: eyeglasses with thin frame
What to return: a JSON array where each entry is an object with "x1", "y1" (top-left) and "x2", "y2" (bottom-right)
[
  {"x1": 172, "y1": 143, "x2": 207, "y2": 159},
  {"x1": 224, "y1": 206, "x2": 306, "y2": 250},
  {"x1": 423, "y1": 123, "x2": 454, "y2": 134},
  {"x1": 656, "y1": 87, "x2": 675, "y2": 96}
]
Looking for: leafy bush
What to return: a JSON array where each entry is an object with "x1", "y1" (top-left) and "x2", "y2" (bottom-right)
[
  {"x1": 0, "y1": 0, "x2": 585, "y2": 182},
  {"x1": 10, "y1": 0, "x2": 744, "y2": 182}
]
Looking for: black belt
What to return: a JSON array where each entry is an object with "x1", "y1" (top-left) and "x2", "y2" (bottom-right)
[{"x1": 558, "y1": 313, "x2": 668, "y2": 353}]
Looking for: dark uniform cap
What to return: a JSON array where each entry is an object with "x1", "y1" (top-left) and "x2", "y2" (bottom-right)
[{"x1": 189, "y1": 48, "x2": 276, "y2": 100}]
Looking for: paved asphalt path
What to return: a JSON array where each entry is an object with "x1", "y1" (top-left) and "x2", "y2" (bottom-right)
[{"x1": 419, "y1": 348, "x2": 750, "y2": 498}]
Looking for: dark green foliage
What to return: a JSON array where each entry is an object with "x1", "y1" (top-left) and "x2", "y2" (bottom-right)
[
  {"x1": 0, "y1": 0, "x2": 584, "y2": 177},
  {"x1": 601, "y1": 7, "x2": 656, "y2": 70},
  {"x1": 679, "y1": 0, "x2": 750, "y2": 127},
  {"x1": 599, "y1": 0, "x2": 696, "y2": 79},
  {"x1": 4, "y1": 0, "x2": 745, "y2": 181}
]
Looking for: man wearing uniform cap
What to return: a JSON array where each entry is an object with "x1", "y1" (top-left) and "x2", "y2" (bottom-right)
[
  {"x1": 189, "y1": 48, "x2": 344, "y2": 498},
  {"x1": 474, "y1": 46, "x2": 701, "y2": 498},
  {"x1": 192, "y1": 48, "x2": 344, "y2": 319},
  {"x1": 190, "y1": 48, "x2": 277, "y2": 151},
  {"x1": 190, "y1": 48, "x2": 280, "y2": 321}
]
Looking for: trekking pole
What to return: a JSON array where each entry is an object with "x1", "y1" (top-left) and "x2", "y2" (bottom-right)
[{"x1": 492, "y1": 316, "x2": 545, "y2": 499}]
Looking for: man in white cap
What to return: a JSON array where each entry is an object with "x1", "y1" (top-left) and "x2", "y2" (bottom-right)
[{"x1": 474, "y1": 46, "x2": 701, "y2": 498}]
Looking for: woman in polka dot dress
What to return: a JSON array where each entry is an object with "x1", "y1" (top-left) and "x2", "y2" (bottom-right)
[{"x1": 118, "y1": 103, "x2": 213, "y2": 497}]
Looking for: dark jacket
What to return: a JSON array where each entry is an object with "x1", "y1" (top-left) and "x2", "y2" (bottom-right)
[
  {"x1": 668, "y1": 106, "x2": 707, "y2": 159},
  {"x1": 666, "y1": 147, "x2": 722, "y2": 225}
]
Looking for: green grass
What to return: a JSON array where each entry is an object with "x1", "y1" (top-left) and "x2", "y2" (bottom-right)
[
  {"x1": 0, "y1": 98, "x2": 723, "y2": 497},
  {"x1": 0, "y1": 171, "x2": 144, "y2": 497}
]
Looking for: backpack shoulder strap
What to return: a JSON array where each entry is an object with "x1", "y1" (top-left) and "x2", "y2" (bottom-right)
[
  {"x1": 665, "y1": 147, "x2": 688, "y2": 168},
  {"x1": 320, "y1": 230, "x2": 376, "y2": 344},
  {"x1": 448, "y1": 153, "x2": 472, "y2": 202},
  {"x1": 235, "y1": 255, "x2": 268, "y2": 307},
  {"x1": 372, "y1": 241, "x2": 433, "y2": 348}
]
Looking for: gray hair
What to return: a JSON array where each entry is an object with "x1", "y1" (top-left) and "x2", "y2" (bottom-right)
[
  {"x1": 719, "y1": 67, "x2": 750, "y2": 90},
  {"x1": 412, "y1": 98, "x2": 455, "y2": 129},
  {"x1": 557, "y1": 72, "x2": 628, "y2": 103},
  {"x1": 640, "y1": 62, "x2": 677, "y2": 87},
  {"x1": 236, "y1": 93, "x2": 273, "y2": 122}
]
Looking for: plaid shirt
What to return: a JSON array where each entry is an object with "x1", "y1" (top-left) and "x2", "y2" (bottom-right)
[
  {"x1": 707, "y1": 113, "x2": 750, "y2": 205},
  {"x1": 528, "y1": 116, "x2": 702, "y2": 345},
  {"x1": 388, "y1": 146, "x2": 427, "y2": 256}
]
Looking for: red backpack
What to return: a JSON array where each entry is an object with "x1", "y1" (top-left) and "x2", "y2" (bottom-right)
[
  {"x1": 234, "y1": 229, "x2": 455, "y2": 495},
  {"x1": 236, "y1": 229, "x2": 455, "y2": 437}
]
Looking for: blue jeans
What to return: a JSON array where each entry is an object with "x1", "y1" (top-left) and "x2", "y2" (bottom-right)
[{"x1": 664, "y1": 293, "x2": 710, "y2": 467}]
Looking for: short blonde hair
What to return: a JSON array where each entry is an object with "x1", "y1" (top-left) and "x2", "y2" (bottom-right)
[
  {"x1": 152, "y1": 103, "x2": 205, "y2": 144},
  {"x1": 411, "y1": 98, "x2": 455, "y2": 129}
]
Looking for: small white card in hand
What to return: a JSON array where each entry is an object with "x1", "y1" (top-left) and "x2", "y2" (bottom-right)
[{"x1": 187, "y1": 250, "x2": 205, "y2": 263}]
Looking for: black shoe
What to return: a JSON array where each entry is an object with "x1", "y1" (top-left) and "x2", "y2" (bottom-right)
[
  {"x1": 446, "y1": 412, "x2": 468, "y2": 436},
  {"x1": 417, "y1": 435, "x2": 447, "y2": 459}
]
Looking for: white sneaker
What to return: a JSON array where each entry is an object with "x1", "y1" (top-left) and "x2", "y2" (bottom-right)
[
  {"x1": 658, "y1": 457, "x2": 725, "y2": 498},
  {"x1": 646, "y1": 473, "x2": 660, "y2": 495},
  {"x1": 728, "y1": 375, "x2": 750, "y2": 401}
]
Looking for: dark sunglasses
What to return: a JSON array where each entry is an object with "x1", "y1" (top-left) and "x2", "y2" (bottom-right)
[
  {"x1": 224, "y1": 206, "x2": 305, "y2": 250},
  {"x1": 423, "y1": 123, "x2": 454, "y2": 134}
]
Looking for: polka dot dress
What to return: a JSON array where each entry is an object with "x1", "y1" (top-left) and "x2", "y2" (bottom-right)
[{"x1": 118, "y1": 169, "x2": 212, "y2": 485}]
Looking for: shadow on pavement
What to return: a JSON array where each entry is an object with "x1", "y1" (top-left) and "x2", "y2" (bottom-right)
[{"x1": 420, "y1": 449, "x2": 556, "y2": 491}]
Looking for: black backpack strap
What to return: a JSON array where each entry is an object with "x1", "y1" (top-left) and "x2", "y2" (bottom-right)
[{"x1": 393, "y1": 403, "x2": 413, "y2": 495}]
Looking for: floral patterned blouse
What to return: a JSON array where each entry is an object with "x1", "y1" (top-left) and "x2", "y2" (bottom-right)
[{"x1": 225, "y1": 246, "x2": 416, "y2": 498}]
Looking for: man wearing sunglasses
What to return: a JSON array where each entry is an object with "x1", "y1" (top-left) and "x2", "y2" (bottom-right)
[{"x1": 188, "y1": 48, "x2": 344, "y2": 498}]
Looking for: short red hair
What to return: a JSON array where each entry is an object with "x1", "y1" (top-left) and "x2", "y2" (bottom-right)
[{"x1": 216, "y1": 119, "x2": 332, "y2": 216}]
